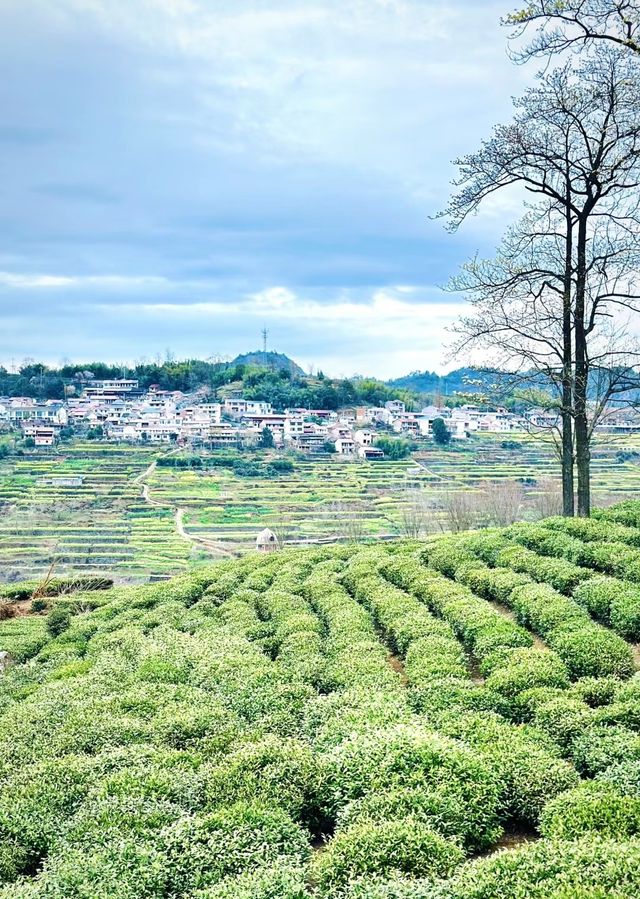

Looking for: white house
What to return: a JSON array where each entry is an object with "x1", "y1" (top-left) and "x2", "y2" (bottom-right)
[
  {"x1": 84, "y1": 378, "x2": 138, "y2": 396},
  {"x1": 335, "y1": 437, "x2": 356, "y2": 455},
  {"x1": 354, "y1": 429, "x2": 376, "y2": 446},
  {"x1": 357, "y1": 445, "x2": 384, "y2": 460},
  {"x1": 284, "y1": 414, "x2": 306, "y2": 440},
  {"x1": 7, "y1": 399, "x2": 67, "y2": 425},
  {"x1": 224, "y1": 398, "x2": 273, "y2": 417},
  {"x1": 23, "y1": 424, "x2": 56, "y2": 446}
]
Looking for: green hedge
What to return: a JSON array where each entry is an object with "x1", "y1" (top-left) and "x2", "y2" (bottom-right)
[
  {"x1": 312, "y1": 819, "x2": 464, "y2": 895},
  {"x1": 540, "y1": 782, "x2": 640, "y2": 840}
]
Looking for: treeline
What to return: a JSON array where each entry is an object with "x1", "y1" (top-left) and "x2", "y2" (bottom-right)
[
  {"x1": 0, "y1": 360, "x2": 415, "y2": 411},
  {"x1": 157, "y1": 454, "x2": 295, "y2": 478}
]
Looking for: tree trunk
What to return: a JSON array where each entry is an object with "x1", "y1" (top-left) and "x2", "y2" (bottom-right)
[
  {"x1": 561, "y1": 201, "x2": 575, "y2": 517},
  {"x1": 561, "y1": 406, "x2": 574, "y2": 516},
  {"x1": 574, "y1": 215, "x2": 590, "y2": 517}
]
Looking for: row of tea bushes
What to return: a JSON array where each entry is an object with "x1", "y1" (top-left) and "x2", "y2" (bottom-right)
[
  {"x1": 0, "y1": 538, "x2": 639, "y2": 897},
  {"x1": 431, "y1": 536, "x2": 635, "y2": 680}
]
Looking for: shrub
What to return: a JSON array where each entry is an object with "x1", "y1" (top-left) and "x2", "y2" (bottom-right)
[
  {"x1": 456, "y1": 564, "x2": 531, "y2": 605},
  {"x1": 572, "y1": 725, "x2": 640, "y2": 776},
  {"x1": 573, "y1": 577, "x2": 640, "y2": 639},
  {"x1": 0, "y1": 577, "x2": 113, "y2": 602},
  {"x1": 0, "y1": 754, "x2": 98, "y2": 874},
  {"x1": 610, "y1": 588, "x2": 640, "y2": 641},
  {"x1": 441, "y1": 837, "x2": 640, "y2": 899},
  {"x1": 312, "y1": 819, "x2": 464, "y2": 895},
  {"x1": 319, "y1": 725, "x2": 501, "y2": 845},
  {"x1": 404, "y1": 637, "x2": 468, "y2": 684},
  {"x1": 596, "y1": 759, "x2": 640, "y2": 796},
  {"x1": 46, "y1": 605, "x2": 73, "y2": 638},
  {"x1": 569, "y1": 677, "x2": 619, "y2": 708},
  {"x1": 194, "y1": 865, "x2": 308, "y2": 899},
  {"x1": 532, "y1": 696, "x2": 593, "y2": 749},
  {"x1": 507, "y1": 583, "x2": 634, "y2": 679},
  {"x1": 427, "y1": 542, "x2": 477, "y2": 579},
  {"x1": 578, "y1": 541, "x2": 640, "y2": 582},
  {"x1": 540, "y1": 782, "x2": 640, "y2": 840},
  {"x1": 547, "y1": 626, "x2": 635, "y2": 680},
  {"x1": 336, "y1": 783, "x2": 502, "y2": 853},
  {"x1": 201, "y1": 736, "x2": 320, "y2": 823},
  {"x1": 457, "y1": 532, "x2": 512, "y2": 566},
  {"x1": 497, "y1": 545, "x2": 591, "y2": 594},
  {"x1": 31, "y1": 841, "x2": 169, "y2": 899},
  {"x1": 596, "y1": 499, "x2": 640, "y2": 528},
  {"x1": 434, "y1": 710, "x2": 579, "y2": 825},
  {"x1": 484, "y1": 648, "x2": 570, "y2": 704},
  {"x1": 163, "y1": 801, "x2": 311, "y2": 895}
]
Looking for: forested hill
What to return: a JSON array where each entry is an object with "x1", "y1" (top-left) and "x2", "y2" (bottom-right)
[
  {"x1": 388, "y1": 367, "x2": 506, "y2": 398},
  {"x1": 230, "y1": 351, "x2": 306, "y2": 378},
  {"x1": 0, "y1": 358, "x2": 415, "y2": 412}
]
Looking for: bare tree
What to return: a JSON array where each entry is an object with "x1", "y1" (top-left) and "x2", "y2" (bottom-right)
[
  {"x1": 438, "y1": 490, "x2": 482, "y2": 533},
  {"x1": 268, "y1": 510, "x2": 295, "y2": 548},
  {"x1": 449, "y1": 207, "x2": 576, "y2": 515},
  {"x1": 442, "y1": 49, "x2": 640, "y2": 516},
  {"x1": 529, "y1": 477, "x2": 564, "y2": 519},
  {"x1": 482, "y1": 480, "x2": 526, "y2": 526},
  {"x1": 505, "y1": 1, "x2": 640, "y2": 59},
  {"x1": 326, "y1": 501, "x2": 368, "y2": 543},
  {"x1": 398, "y1": 489, "x2": 430, "y2": 538}
]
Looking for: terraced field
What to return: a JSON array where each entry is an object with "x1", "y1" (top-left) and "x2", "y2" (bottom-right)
[
  {"x1": 152, "y1": 456, "x2": 423, "y2": 549},
  {"x1": 3, "y1": 433, "x2": 640, "y2": 583},
  {"x1": 414, "y1": 431, "x2": 640, "y2": 498},
  {"x1": 0, "y1": 443, "x2": 196, "y2": 583},
  {"x1": 2, "y1": 500, "x2": 640, "y2": 895}
]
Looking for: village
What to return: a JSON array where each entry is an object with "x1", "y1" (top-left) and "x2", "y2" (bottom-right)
[{"x1": 2, "y1": 375, "x2": 640, "y2": 453}]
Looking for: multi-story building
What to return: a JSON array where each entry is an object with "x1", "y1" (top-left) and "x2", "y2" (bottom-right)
[
  {"x1": 3, "y1": 399, "x2": 67, "y2": 425},
  {"x1": 83, "y1": 378, "x2": 139, "y2": 396},
  {"x1": 22, "y1": 424, "x2": 57, "y2": 446},
  {"x1": 224, "y1": 398, "x2": 273, "y2": 417},
  {"x1": 354, "y1": 429, "x2": 376, "y2": 446}
]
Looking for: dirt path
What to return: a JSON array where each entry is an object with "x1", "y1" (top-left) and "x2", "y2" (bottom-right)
[
  {"x1": 410, "y1": 456, "x2": 447, "y2": 481},
  {"x1": 485, "y1": 598, "x2": 548, "y2": 651},
  {"x1": 387, "y1": 651, "x2": 409, "y2": 686},
  {"x1": 138, "y1": 464, "x2": 236, "y2": 559},
  {"x1": 133, "y1": 458, "x2": 158, "y2": 485}
]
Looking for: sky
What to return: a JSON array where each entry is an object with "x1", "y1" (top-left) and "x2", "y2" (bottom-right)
[{"x1": 0, "y1": 0, "x2": 537, "y2": 379}]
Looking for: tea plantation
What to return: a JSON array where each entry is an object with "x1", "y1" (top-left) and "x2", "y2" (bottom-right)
[{"x1": 2, "y1": 501, "x2": 640, "y2": 896}]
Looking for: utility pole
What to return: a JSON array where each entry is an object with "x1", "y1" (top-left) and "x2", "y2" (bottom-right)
[{"x1": 262, "y1": 327, "x2": 268, "y2": 368}]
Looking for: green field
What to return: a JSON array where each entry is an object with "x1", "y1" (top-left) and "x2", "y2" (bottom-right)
[
  {"x1": 2, "y1": 500, "x2": 640, "y2": 895},
  {"x1": 0, "y1": 443, "x2": 199, "y2": 583},
  {"x1": 3, "y1": 434, "x2": 640, "y2": 584}
]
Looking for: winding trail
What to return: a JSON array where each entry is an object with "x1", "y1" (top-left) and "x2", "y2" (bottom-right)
[{"x1": 137, "y1": 456, "x2": 236, "y2": 559}]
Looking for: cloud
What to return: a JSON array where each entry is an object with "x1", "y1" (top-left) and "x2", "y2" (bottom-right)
[
  {"x1": 0, "y1": 272, "x2": 168, "y2": 290},
  {"x1": 0, "y1": 0, "x2": 539, "y2": 375}
]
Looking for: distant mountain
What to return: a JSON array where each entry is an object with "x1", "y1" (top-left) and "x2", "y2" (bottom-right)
[
  {"x1": 388, "y1": 367, "x2": 506, "y2": 397},
  {"x1": 231, "y1": 351, "x2": 306, "y2": 378}
]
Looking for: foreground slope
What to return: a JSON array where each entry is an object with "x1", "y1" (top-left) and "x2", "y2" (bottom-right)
[{"x1": 2, "y1": 502, "x2": 640, "y2": 896}]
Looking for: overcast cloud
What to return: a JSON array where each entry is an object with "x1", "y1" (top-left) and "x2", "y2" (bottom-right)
[{"x1": 0, "y1": 0, "x2": 535, "y2": 378}]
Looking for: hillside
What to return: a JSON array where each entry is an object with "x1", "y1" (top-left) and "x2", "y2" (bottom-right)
[
  {"x1": 388, "y1": 367, "x2": 511, "y2": 400},
  {"x1": 230, "y1": 350, "x2": 306, "y2": 378},
  {"x1": 1, "y1": 501, "x2": 640, "y2": 896},
  {"x1": 390, "y1": 366, "x2": 640, "y2": 406}
]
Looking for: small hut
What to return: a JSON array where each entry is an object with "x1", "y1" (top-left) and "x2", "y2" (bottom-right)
[{"x1": 256, "y1": 527, "x2": 279, "y2": 553}]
